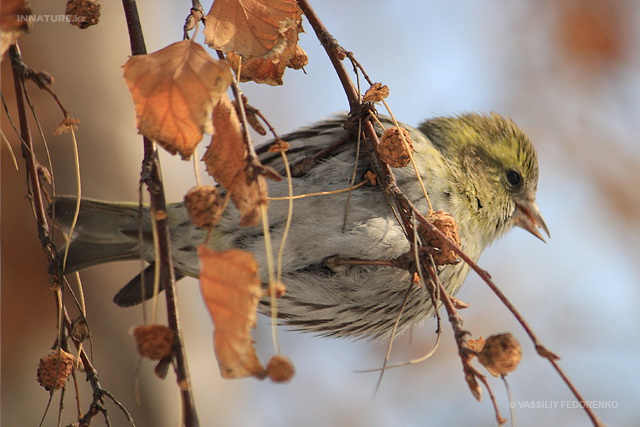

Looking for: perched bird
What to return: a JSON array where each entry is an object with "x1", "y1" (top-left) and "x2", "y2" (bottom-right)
[{"x1": 54, "y1": 113, "x2": 548, "y2": 340}]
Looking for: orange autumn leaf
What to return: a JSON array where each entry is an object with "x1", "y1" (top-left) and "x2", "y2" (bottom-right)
[
  {"x1": 226, "y1": 44, "x2": 307, "y2": 86},
  {"x1": 198, "y1": 246, "x2": 265, "y2": 379},
  {"x1": 286, "y1": 44, "x2": 308, "y2": 70},
  {"x1": 362, "y1": 82, "x2": 390, "y2": 103},
  {"x1": 202, "y1": 94, "x2": 268, "y2": 226},
  {"x1": 204, "y1": 0, "x2": 302, "y2": 59},
  {"x1": 204, "y1": 0, "x2": 305, "y2": 86},
  {"x1": 467, "y1": 336, "x2": 486, "y2": 354},
  {"x1": 123, "y1": 40, "x2": 233, "y2": 159},
  {"x1": 226, "y1": 52, "x2": 288, "y2": 85}
]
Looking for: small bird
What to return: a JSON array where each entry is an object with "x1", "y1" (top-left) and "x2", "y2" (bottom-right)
[{"x1": 54, "y1": 113, "x2": 548, "y2": 340}]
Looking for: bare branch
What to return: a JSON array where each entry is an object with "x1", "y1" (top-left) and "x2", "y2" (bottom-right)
[{"x1": 121, "y1": 0, "x2": 199, "y2": 425}]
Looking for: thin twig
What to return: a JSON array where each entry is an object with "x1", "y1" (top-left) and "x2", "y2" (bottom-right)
[
  {"x1": 503, "y1": 376, "x2": 516, "y2": 427},
  {"x1": 11, "y1": 43, "x2": 133, "y2": 425},
  {"x1": 425, "y1": 259, "x2": 506, "y2": 425},
  {"x1": 121, "y1": 1, "x2": 199, "y2": 425}
]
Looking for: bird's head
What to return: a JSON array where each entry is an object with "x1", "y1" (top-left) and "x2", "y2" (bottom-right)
[{"x1": 419, "y1": 113, "x2": 549, "y2": 248}]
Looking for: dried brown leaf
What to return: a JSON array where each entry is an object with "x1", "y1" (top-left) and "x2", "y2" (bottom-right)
[
  {"x1": 204, "y1": 0, "x2": 302, "y2": 59},
  {"x1": 267, "y1": 139, "x2": 289, "y2": 152},
  {"x1": 286, "y1": 45, "x2": 308, "y2": 70},
  {"x1": 198, "y1": 246, "x2": 266, "y2": 379},
  {"x1": 226, "y1": 52, "x2": 283, "y2": 85},
  {"x1": 226, "y1": 33, "x2": 302, "y2": 86},
  {"x1": 450, "y1": 295, "x2": 470, "y2": 310},
  {"x1": 53, "y1": 117, "x2": 80, "y2": 135},
  {"x1": 363, "y1": 82, "x2": 389, "y2": 102},
  {"x1": 206, "y1": 0, "x2": 304, "y2": 85},
  {"x1": 70, "y1": 317, "x2": 91, "y2": 342},
  {"x1": 154, "y1": 358, "x2": 171, "y2": 379},
  {"x1": 467, "y1": 336, "x2": 486, "y2": 354},
  {"x1": 123, "y1": 40, "x2": 232, "y2": 159},
  {"x1": 466, "y1": 371, "x2": 482, "y2": 401},
  {"x1": 202, "y1": 94, "x2": 268, "y2": 226}
]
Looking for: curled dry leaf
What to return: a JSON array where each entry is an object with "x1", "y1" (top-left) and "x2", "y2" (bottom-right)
[
  {"x1": 53, "y1": 117, "x2": 80, "y2": 135},
  {"x1": 267, "y1": 139, "x2": 289, "y2": 153},
  {"x1": 286, "y1": 44, "x2": 309, "y2": 70},
  {"x1": 226, "y1": 44, "x2": 306, "y2": 86},
  {"x1": 70, "y1": 316, "x2": 91, "y2": 342},
  {"x1": 204, "y1": 0, "x2": 302, "y2": 59},
  {"x1": 467, "y1": 336, "x2": 486, "y2": 354},
  {"x1": 205, "y1": 0, "x2": 305, "y2": 85},
  {"x1": 450, "y1": 295, "x2": 471, "y2": 310},
  {"x1": 154, "y1": 358, "x2": 171, "y2": 380},
  {"x1": 202, "y1": 94, "x2": 268, "y2": 227},
  {"x1": 198, "y1": 246, "x2": 266, "y2": 379},
  {"x1": 477, "y1": 333, "x2": 522, "y2": 377},
  {"x1": 123, "y1": 40, "x2": 233, "y2": 159},
  {"x1": 466, "y1": 371, "x2": 482, "y2": 402},
  {"x1": 377, "y1": 126, "x2": 414, "y2": 168},
  {"x1": 363, "y1": 82, "x2": 390, "y2": 102}
]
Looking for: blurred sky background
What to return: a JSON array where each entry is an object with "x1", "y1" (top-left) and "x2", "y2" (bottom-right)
[{"x1": 2, "y1": 0, "x2": 640, "y2": 426}]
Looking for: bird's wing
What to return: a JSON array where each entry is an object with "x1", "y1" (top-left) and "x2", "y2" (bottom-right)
[{"x1": 255, "y1": 114, "x2": 353, "y2": 174}]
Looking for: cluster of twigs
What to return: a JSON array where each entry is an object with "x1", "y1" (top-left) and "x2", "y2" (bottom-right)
[
  {"x1": 8, "y1": 44, "x2": 133, "y2": 426},
  {"x1": 7, "y1": 0, "x2": 605, "y2": 426},
  {"x1": 298, "y1": 1, "x2": 603, "y2": 426}
]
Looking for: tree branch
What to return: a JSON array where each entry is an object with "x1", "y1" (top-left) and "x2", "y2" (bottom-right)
[
  {"x1": 10, "y1": 44, "x2": 134, "y2": 426},
  {"x1": 121, "y1": 1, "x2": 199, "y2": 425},
  {"x1": 297, "y1": 2, "x2": 603, "y2": 425}
]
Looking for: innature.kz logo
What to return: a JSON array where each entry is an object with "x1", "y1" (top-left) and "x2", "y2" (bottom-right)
[{"x1": 17, "y1": 15, "x2": 87, "y2": 23}]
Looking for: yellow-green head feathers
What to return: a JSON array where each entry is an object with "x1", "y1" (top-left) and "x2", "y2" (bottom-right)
[{"x1": 419, "y1": 113, "x2": 546, "y2": 246}]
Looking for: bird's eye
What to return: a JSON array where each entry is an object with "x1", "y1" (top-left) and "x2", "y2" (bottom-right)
[{"x1": 506, "y1": 170, "x2": 522, "y2": 187}]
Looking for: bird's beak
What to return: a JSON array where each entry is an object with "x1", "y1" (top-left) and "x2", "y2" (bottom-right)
[{"x1": 514, "y1": 199, "x2": 550, "y2": 242}]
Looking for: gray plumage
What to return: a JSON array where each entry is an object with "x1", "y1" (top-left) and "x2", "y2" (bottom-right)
[{"x1": 54, "y1": 113, "x2": 546, "y2": 340}]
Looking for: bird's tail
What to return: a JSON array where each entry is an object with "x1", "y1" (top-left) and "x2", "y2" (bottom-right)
[{"x1": 52, "y1": 197, "x2": 150, "y2": 273}]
